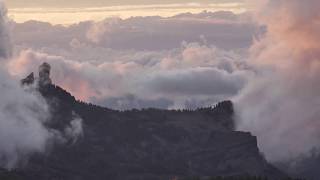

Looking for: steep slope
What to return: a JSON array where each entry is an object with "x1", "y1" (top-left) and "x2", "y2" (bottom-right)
[
  {"x1": 2, "y1": 63, "x2": 286, "y2": 180},
  {"x1": 276, "y1": 152, "x2": 320, "y2": 180}
]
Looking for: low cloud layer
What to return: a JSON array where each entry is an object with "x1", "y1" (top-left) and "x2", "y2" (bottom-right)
[
  {"x1": 12, "y1": 11, "x2": 257, "y2": 51},
  {"x1": 8, "y1": 12, "x2": 257, "y2": 110},
  {"x1": 9, "y1": 42, "x2": 251, "y2": 110}
]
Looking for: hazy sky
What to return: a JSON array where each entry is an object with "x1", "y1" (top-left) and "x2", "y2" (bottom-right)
[
  {"x1": 5, "y1": 0, "x2": 247, "y2": 24},
  {"x1": 5, "y1": 0, "x2": 245, "y2": 8}
]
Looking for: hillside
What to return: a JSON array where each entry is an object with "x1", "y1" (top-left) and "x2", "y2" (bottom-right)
[{"x1": 1, "y1": 63, "x2": 286, "y2": 180}]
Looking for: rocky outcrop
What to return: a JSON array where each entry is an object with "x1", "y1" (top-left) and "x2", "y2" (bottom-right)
[
  {"x1": 38, "y1": 62, "x2": 52, "y2": 86},
  {"x1": 21, "y1": 62, "x2": 52, "y2": 87},
  {"x1": 21, "y1": 72, "x2": 35, "y2": 86}
]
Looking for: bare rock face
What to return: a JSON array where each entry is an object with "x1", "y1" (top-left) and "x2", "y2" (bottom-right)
[
  {"x1": 21, "y1": 62, "x2": 53, "y2": 87},
  {"x1": 38, "y1": 62, "x2": 52, "y2": 86},
  {"x1": 21, "y1": 72, "x2": 35, "y2": 86}
]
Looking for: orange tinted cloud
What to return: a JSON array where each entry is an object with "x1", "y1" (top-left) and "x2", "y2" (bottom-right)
[{"x1": 235, "y1": 0, "x2": 320, "y2": 161}]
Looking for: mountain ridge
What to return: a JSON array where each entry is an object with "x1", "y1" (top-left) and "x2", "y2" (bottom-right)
[{"x1": 1, "y1": 63, "x2": 287, "y2": 180}]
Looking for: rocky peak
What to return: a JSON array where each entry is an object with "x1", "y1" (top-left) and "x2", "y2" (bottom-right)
[
  {"x1": 21, "y1": 62, "x2": 52, "y2": 87},
  {"x1": 21, "y1": 72, "x2": 35, "y2": 86},
  {"x1": 39, "y1": 62, "x2": 52, "y2": 86}
]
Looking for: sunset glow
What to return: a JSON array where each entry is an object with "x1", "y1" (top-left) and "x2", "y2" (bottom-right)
[
  {"x1": 1, "y1": 0, "x2": 320, "y2": 179},
  {"x1": 8, "y1": 3, "x2": 247, "y2": 24}
]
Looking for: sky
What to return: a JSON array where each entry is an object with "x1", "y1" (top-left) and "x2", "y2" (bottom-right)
[
  {"x1": 5, "y1": 0, "x2": 245, "y2": 7},
  {"x1": 4, "y1": 0, "x2": 247, "y2": 24}
]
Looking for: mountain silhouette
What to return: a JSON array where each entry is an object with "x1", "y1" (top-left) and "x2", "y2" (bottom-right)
[{"x1": 1, "y1": 63, "x2": 287, "y2": 180}]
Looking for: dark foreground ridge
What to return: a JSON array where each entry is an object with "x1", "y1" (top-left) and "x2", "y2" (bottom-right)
[{"x1": 2, "y1": 63, "x2": 288, "y2": 180}]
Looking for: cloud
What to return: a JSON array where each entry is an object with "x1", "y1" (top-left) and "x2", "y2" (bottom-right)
[
  {"x1": 234, "y1": 0, "x2": 320, "y2": 162},
  {"x1": 0, "y1": 2, "x2": 83, "y2": 169},
  {"x1": 143, "y1": 67, "x2": 247, "y2": 96},
  {"x1": 9, "y1": 42, "x2": 252, "y2": 110},
  {"x1": 7, "y1": 2, "x2": 247, "y2": 24},
  {"x1": 0, "y1": 1, "x2": 10, "y2": 59},
  {"x1": 64, "y1": 113, "x2": 83, "y2": 144},
  {"x1": 11, "y1": 11, "x2": 258, "y2": 51},
  {"x1": 6, "y1": 12, "x2": 257, "y2": 110},
  {"x1": 6, "y1": 0, "x2": 245, "y2": 8},
  {"x1": 0, "y1": 2, "x2": 50, "y2": 169}
]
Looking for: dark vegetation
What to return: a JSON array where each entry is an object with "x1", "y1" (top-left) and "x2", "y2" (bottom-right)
[
  {"x1": 1, "y1": 65, "x2": 297, "y2": 179},
  {"x1": 0, "y1": 169, "x2": 304, "y2": 180},
  {"x1": 275, "y1": 150, "x2": 320, "y2": 180},
  {"x1": 182, "y1": 176, "x2": 305, "y2": 180},
  {"x1": 4, "y1": 83, "x2": 282, "y2": 180}
]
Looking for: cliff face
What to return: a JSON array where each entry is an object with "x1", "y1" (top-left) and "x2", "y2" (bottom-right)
[{"x1": 2, "y1": 64, "x2": 286, "y2": 180}]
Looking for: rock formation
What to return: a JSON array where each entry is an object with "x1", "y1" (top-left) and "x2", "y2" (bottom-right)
[
  {"x1": 21, "y1": 72, "x2": 35, "y2": 86},
  {"x1": 21, "y1": 62, "x2": 52, "y2": 87},
  {"x1": 38, "y1": 62, "x2": 52, "y2": 86}
]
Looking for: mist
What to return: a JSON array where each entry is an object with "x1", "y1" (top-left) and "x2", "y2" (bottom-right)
[
  {"x1": 235, "y1": 0, "x2": 320, "y2": 162},
  {"x1": 0, "y1": 1, "x2": 82, "y2": 169}
]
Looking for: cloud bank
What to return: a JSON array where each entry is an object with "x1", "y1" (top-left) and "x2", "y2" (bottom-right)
[
  {"x1": 12, "y1": 11, "x2": 257, "y2": 51},
  {"x1": 8, "y1": 12, "x2": 257, "y2": 110},
  {"x1": 235, "y1": 0, "x2": 320, "y2": 161},
  {"x1": 9, "y1": 42, "x2": 251, "y2": 110}
]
